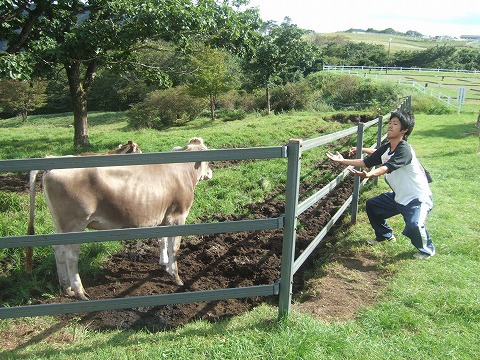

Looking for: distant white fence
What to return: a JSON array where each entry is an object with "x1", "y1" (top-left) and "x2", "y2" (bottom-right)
[
  {"x1": 405, "y1": 80, "x2": 461, "y2": 112},
  {"x1": 323, "y1": 65, "x2": 480, "y2": 74},
  {"x1": 324, "y1": 65, "x2": 465, "y2": 112}
]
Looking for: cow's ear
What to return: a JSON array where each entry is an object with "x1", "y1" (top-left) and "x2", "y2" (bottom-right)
[{"x1": 189, "y1": 137, "x2": 203, "y2": 145}]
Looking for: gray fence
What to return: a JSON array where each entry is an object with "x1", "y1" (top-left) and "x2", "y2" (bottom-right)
[{"x1": 0, "y1": 97, "x2": 410, "y2": 321}]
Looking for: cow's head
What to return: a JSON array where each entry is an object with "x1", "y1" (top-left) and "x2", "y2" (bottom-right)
[
  {"x1": 116, "y1": 140, "x2": 142, "y2": 154},
  {"x1": 173, "y1": 137, "x2": 212, "y2": 182}
]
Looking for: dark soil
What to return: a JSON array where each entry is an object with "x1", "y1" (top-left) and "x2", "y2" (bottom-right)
[{"x1": 0, "y1": 163, "x2": 388, "y2": 332}]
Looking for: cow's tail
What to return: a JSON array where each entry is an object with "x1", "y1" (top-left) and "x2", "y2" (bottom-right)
[{"x1": 26, "y1": 170, "x2": 39, "y2": 273}]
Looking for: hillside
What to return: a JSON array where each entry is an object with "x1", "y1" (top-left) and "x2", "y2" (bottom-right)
[{"x1": 311, "y1": 32, "x2": 480, "y2": 52}]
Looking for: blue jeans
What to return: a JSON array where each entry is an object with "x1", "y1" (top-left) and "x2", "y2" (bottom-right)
[{"x1": 366, "y1": 192, "x2": 435, "y2": 255}]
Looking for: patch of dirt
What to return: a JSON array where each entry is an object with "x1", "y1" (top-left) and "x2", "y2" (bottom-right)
[
  {"x1": 0, "y1": 172, "x2": 41, "y2": 193},
  {"x1": 323, "y1": 112, "x2": 378, "y2": 124},
  {"x1": 1, "y1": 162, "x2": 390, "y2": 334}
]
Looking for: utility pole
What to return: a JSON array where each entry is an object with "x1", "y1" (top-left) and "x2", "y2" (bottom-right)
[{"x1": 386, "y1": 38, "x2": 392, "y2": 73}]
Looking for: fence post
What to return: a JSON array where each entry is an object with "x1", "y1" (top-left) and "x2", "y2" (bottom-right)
[
  {"x1": 374, "y1": 116, "x2": 383, "y2": 186},
  {"x1": 278, "y1": 139, "x2": 302, "y2": 320},
  {"x1": 351, "y1": 123, "x2": 364, "y2": 224}
]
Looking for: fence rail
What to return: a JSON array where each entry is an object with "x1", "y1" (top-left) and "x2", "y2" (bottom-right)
[{"x1": 0, "y1": 97, "x2": 410, "y2": 320}]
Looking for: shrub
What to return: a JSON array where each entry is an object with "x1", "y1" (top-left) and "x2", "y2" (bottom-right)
[
  {"x1": 305, "y1": 72, "x2": 338, "y2": 90},
  {"x1": 306, "y1": 72, "x2": 399, "y2": 111},
  {"x1": 217, "y1": 109, "x2": 247, "y2": 121},
  {"x1": 126, "y1": 86, "x2": 206, "y2": 130},
  {"x1": 216, "y1": 90, "x2": 263, "y2": 113},
  {"x1": 270, "y1": 81, "x2": 314, "y2": 112},
  {"x1": 411, "y1": 95, "x2": 453, "y2": 115}
]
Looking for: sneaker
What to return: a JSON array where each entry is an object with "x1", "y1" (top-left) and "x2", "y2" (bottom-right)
[
  {"x1": 413, "y1": 251, "x2": 434, "y2": 259},
  {"x1": 367, "y1": 235, "x2": 396, "y2": 245}
]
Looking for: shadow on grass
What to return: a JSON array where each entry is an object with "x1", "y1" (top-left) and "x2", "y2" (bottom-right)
[{"x1": 0, "y1": 112, "x2": 128, "y2": 129}]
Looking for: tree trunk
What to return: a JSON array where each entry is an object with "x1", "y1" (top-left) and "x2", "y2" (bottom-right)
[
  {"x1": 65, "y1": 61, "x2": 97, "y2": 148},
  {"x1": 72, "y1": 92, "x2": 89, "y2": 148},
  {"x1": 265, "y1": 85, "x2": 271, "y2": 115},
  {"x1": 210, "y1": 94, "x2": 216, "y2": 120}
]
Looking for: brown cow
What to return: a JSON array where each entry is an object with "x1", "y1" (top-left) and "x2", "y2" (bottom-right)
[
  {"x1": 28, "y1": 137, "x2": 211, "y2": 300},
  {"x1": 26, "y1": 140, "x2": 142, "y2": 273}
]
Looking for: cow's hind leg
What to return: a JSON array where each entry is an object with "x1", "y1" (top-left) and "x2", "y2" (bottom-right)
[
  {"x1": 64, "y1": 244, "x2": 89, "y2": 300},
  {"x1": 53, "y1": 245, "x2": 75, "y2": 297},
  {"x1": 166, "y1": 236, "x2": 183, "y2": 286},
  {"x1": 53, "y1": 243, "x2": 89, "y2": 300},
  {"x1": 158, "y1": 237, "x2": 168, "y2": 266}
]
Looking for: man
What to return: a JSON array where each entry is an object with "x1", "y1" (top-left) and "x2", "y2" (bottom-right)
[{"x1": 326, "y1": 110, "x2": 435, "y2": 259}]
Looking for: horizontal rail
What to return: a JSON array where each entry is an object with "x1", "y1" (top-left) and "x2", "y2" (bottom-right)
[
  {"x1": 363, "y1": 117, "x2": 382, "y2": 129},
  {"x1": 302, "y1": 127, "x2": 358, "y2": 151},
  {"x1": 301, "y1": 117, "x2": 382, "y2": 153},
  {"x1": 0, "y1": 283, "x2": 279, "y2": 319},
  {"x1": 0, "y1": 218, "x2": 284, "y2": 249},
  {"x1": 0, "y1": 146, "x2": 288, "y2": 172}
]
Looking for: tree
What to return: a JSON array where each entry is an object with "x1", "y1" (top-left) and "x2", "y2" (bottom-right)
[
  {"x1": 0, "y1": 79, "x2": 47, "y2": 121},
  {"x1": 243, "y1": 20, "x2": 319, "y2": 114},
  {"x1": 0, "y1": 0, "x2": 261, "y2": 147},
  {"x1": 321, "y1": 41, "x2": 387, "y2": 67},
  {"x1": 188, "y1": 47, "x2": 240, "y2": 120}
]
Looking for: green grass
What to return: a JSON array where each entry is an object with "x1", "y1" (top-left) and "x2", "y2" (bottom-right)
[{"x1": 1, "y1": 106, "x2": 479, "y2": 358}]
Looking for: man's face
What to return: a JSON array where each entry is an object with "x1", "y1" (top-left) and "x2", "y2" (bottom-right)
[{"x1": 388, "y1": 117, "x2": 408, "y2": 139}]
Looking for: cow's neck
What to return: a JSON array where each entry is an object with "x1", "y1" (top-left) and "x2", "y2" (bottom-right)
[{"x1": 190, "y1": 162, "x2": 204, "y2": 187}]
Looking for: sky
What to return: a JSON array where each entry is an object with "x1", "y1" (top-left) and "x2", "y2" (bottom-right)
[{"x1": 247, "y1": 0, "x2": 480, "y2": 38}]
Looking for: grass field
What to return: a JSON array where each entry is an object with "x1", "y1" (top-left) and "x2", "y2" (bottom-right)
[{"x1": 1, "y1": 100, "x2": 479, "y2": 358}]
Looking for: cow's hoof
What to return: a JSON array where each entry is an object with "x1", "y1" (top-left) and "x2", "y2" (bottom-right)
[
  {"x1": 76, "y1": 292, "x2": 90, "y2": 301},
  {"x1": 64, "y1": 287, "x2": 76, "y2": 298}
]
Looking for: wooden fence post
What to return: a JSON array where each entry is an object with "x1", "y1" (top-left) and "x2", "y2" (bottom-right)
[
  {"x1": 351, "y1": 123, "x2": 364, "y2": 224},
  {"x1": 278, "y1": 139, "x2": 302, "y2": 320},
  {"x1": 374, "y1": 115, "x2": 383, "y2": 186}
]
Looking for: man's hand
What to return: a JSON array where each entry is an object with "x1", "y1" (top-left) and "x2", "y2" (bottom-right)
[
  {"x1": 348, "y1": 168, "x2": 370, "y2": 178},
  {"x1": 326, "y1": 151, "x2": 344, "y2": 162}
]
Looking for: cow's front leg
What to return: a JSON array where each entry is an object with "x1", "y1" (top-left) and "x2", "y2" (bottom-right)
[
  {"x1": 166, "y1": 236, "x2": 183, "y2": 286},
  {"x1": 64, "y1": 244, "x2": 89, "y2": 300}
]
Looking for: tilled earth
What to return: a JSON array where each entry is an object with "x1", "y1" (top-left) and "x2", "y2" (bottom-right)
[{"x1": 1, "y1": 163, "x2": 388, "y2": 332}]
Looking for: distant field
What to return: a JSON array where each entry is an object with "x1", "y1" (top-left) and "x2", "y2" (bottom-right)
[
  {"x1": 316, "y1": 32, "x2": 480, "y2": 52},
  {"x1": 325, "y1": 67, "x2": 480, "y2": 110}
]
